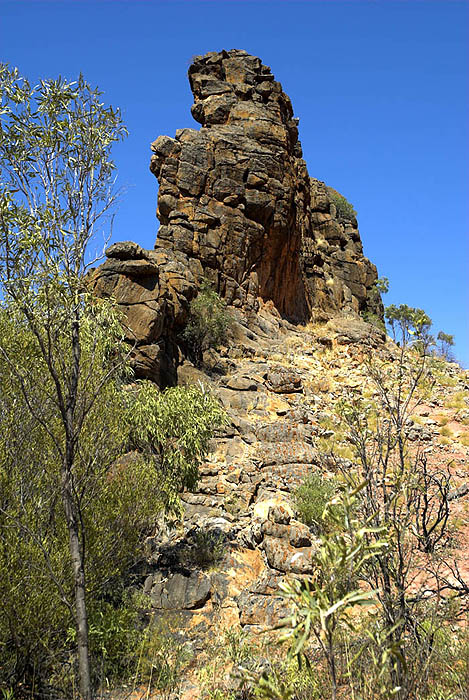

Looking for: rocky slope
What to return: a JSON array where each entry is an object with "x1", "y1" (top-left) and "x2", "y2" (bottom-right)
[
  {"x1": 111, "y1": 316, "x2": 469, "y2": 699},
  {"x1": 91, "y1": 49, "x2": 382, "y2": 386},
  {"x1": 142, "y1": 316, "x2": 469, "y2": 633},
  {"x1": 92, "y1": 50, "x2": 469, "y2": 698}
]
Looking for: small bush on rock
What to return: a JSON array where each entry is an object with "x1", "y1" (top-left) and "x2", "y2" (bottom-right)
[
  {"x1": 183, "y1": 280, "x2": 232, "y2": 366},
  {"x1": 362, "y1": 276, "x2": 388, "y2": 329},
  {"x1": 361, "y1": 310, "x2": 386, "y2": 332},
  {"x1": 180, "y1": 529, "x2": 226, "y2": 569},
  {"x1": 327, "y1": 187, "x2": 357, "y2": 220},
  {"x1": 293, "y1": 472, "x2": 336, "y2": 534}
]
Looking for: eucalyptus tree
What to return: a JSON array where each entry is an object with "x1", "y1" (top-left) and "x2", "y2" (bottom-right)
[
  {"x1": 0, "y1": 66, "x2": 129, "y2": 698},
  {"x1": 0, "y1": 66, "x2": 225, "y2": 698}
]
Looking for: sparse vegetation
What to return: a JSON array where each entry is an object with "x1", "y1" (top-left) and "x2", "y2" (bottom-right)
[
  {"x1": 361, "y1": 310, "x2": 386, "y2": 331},
  {"x1": 326, "y1": 187, "x2": 357, "y2": 220},
  {"x1": 183, "y1": 280, "x2": 232, "y2": 366},
  {"x1": 436, "y1": 330, "x2": 455, "y2": 361},
  {"x1": 361, "y1": 277, "x2": 388, "y2": 329},
  {"x1": 310, "y1": 376, "x2": 332, "y2": 393},
  {"x1": 254, "y1": 322, "x2": 468, "y2": 700},
  {"x1": 293, "y1": 472, "x2": 336, "y2": 533},
  {"x1": 179, "y1": 529, "x2": 227, "y2": 569},
  {"x1": 445, "y1": 391, "x2": 468, "y2": 409},
  {"x1": 134, "y1": 613, "x2": 192, "y2": 697},
  {"x1": 375, "y1": 276, "x2": 390, "y2": 295},
  {"x1": 385, "y1": 303, "x2": 433, "y2": 348}
]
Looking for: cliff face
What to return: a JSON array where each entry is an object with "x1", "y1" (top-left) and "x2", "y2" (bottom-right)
[
  {"x1": 150, "y1": 49, "x2": 310, "y2": 321},
  {"x1": 92, "y1": 49, "x2": 382, "y2": 383},
  {"x1": 151, "y1": 49, "x2": 379, "y2": 320}
]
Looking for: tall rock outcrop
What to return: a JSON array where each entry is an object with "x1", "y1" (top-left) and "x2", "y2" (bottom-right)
[
  {"x1": 91, "y1": 49, "x2": 382, "y2": 382},
  {"x1": 150, "y1": 49, "x2": 310, "y2": 321}
]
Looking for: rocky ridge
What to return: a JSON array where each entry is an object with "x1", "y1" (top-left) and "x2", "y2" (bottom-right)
[
  {"x1": 91, "y1": 49, "x2": 382, "y2": 385},
  {"x1": 90, "y1": 51, "x2": 469, "y2": 698},
  {"x1": 133, "y1": 319, "x2": 469, "y2": 700}
]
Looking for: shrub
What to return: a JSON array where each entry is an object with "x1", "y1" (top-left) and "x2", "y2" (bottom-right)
[
  {"x1": 364, "y1": 276, "x2": 388, "y2": 317},
  {"x1": 361, "y1": 310, "x2": 386, "y2": 332},
  {"x1": 0, "y1": 329, "x2": 225, "y2": 694},
  {"x1": 385, "y1": 303, "x2": 433, "y2": 349},
  {"x1": 326, "y1": 187, "x2": 357, "y2": 220},
  {"x1": 183, "y1": 280, "x2": 232, "y2": 366},
  {"x1": 255, "y1": 656, "x2": 324, "y2": 700},
  {"x1": 180, "y1": 529, "x2": 226, "y2": 569},
  {"x1": 436, "y1": 331, "x2": 455, "y2": 361},
  {"x1": 375, "y1": 277, "x2": 389, "y2": 294},
  {"x1": 293, "y1": 472, "x2": 336, "y2": 534},
  {"x1": 134, "y1": 612, "x2": 191, "y2": 696},
  {"x1": 73, "y1": 592, "x2": 143, "y2": 690}
]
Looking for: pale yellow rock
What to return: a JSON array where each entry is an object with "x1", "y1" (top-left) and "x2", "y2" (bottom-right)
[{"x1": 253, "y1": 498, "x2": 295, "y2": 521}]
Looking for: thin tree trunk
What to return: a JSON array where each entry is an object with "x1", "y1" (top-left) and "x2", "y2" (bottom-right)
[
  {"x1": 62, "y1": 463, "x2": 92, "y2": 700},
  {"x1": 64, "y1": 310, "x2": 92, "y2": 699},
  {"x1": 327, "y1": 632, "x2": 337, "y2": 700}
]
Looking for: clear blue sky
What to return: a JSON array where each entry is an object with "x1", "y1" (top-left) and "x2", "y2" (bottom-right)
[{"x1": 2, "y1": 0, "x2": 468, "y2": 365}]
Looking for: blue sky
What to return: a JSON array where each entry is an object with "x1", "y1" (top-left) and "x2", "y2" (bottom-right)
[{"x1": 2, "y1": 0, "x2": 468, "y2": 365}]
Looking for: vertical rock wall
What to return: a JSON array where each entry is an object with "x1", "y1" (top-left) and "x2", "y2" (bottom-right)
[
  {"x1": 150, "y1": 49, "x2": 381, "y2": 321},
  {"x1": 91, "y1": 49, "x2": 383, "y2": 384},
  {"x1": 150, "y1": 49, "x2": 310, "y2": 321}
]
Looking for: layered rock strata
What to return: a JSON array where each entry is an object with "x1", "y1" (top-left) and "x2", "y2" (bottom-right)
[
  {"x1": 92, "y1": 49, "x2": 382, "y2": 382},
  {"x1": 138, "y1": 321, "x2": 469, "y2": 664}
]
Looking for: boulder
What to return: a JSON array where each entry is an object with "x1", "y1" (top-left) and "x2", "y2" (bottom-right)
[
  {"x1": 262, "y1": 536, "x2": 315, "y2": 574},
  {"x1": 150, "y1": 571, "x2": 211, "y2": 610}
]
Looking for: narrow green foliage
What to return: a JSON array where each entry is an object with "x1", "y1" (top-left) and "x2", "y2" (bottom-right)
[
  {"x1": 0, "y1": 309, "x2": 225, "y2": 692},
  {"x1": 436, "y1": 330, "x2": 455, "y2": 361},
  {"x1": 272, "y1": 482, "x2": 388, "y2": 700},
  {"x1": 326, "y1": 187, "x2": 357, "y2": 220},
  {"x1": 385, "y1": 303, "x2": 433, "y2": 348},
  {"x1": 66, "y1": 592, "x2": 144, "y2": 687},
  {"x1": 0, "y1": 64, "x2": 127, "y2": 294},
  {"x1": 0, "y1": 64, "x2": 226, "y2": 696},
  {"x1": 128, "y1": 381, "x2": 226, "y2": 508},
  {"x1": 293, "y1": 472, "x2": 336, "y2": 534},
  {"x1": 134, "y1": 613, "x2": 191, "y2": 696},
  {"x1": 183, "y1": 280, "x2": 232, "y2": 365},
  {"x1": 375, "y1": 277, "x2": 389, "y2": 294},
  {"x1": 362, "y1": 276, "x2": 388, "y2": 329}
]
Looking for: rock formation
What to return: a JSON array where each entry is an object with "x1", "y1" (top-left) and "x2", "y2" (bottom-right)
[
  {"x1": 140, "y1": 320, "x2": 469, "y2": 680},
  {"x1": 87, "y1": 52, "x2": 469, "y2": 696},
  {"x1": 91, "y1": 49, "x2": 382, "y2": 383},
  {"x1": 151, "y1": 49, "x2": 380, "y2": 318}
]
